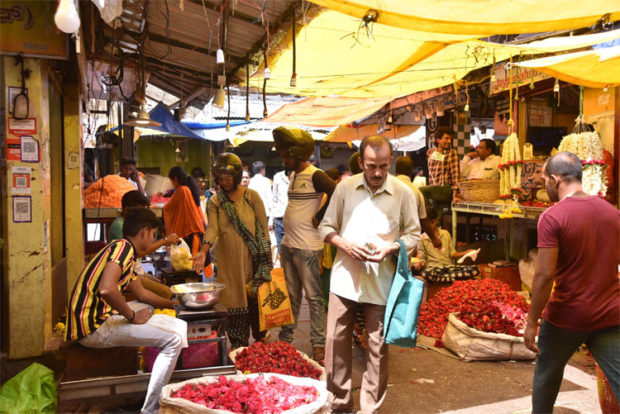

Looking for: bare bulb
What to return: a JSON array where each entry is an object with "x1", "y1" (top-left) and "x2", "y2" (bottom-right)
[
  {"x1": 264, "y1": 68, "x2": 271, "y2": 80},
  {"x1": 55, "y1": 0, "x2": 80, "y2": 33},
  {"x1": 553, "y1": 79, "x2": 560, "y2": 93},
  {"x1": 464, "y1": 104, "x2": 470, "y2": 112},
  {"x1": 216, "y1": 49, "x2": 225, "y2": 64}
]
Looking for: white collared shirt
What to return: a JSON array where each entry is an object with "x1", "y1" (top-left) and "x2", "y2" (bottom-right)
[
  {"x1": 319, "y1": 174, "x2": 421, "y2": 305},
  {"x1": 461, "y1": 154, "x2": 501, "y2": 180},
  {"x1": 248, "y1": 174, "x2": 272, "y2": 217},
  {"x1": 270, "y1": 170, "x2": 289, "y2": 224}
]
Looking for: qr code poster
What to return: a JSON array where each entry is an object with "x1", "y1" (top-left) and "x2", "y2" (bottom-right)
[
  {"x1": 12, "y1": 196, "x2": 32, "y2": 223},
  {"x1": 20, "y1": 136, "x2": 40, "y2": 163},
  {"x1": 11, "y1": 166, "x2": 31, "y2": 195}
]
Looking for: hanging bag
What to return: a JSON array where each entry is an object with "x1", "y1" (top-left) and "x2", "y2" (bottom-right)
[
  {"x1": 383, "y1": 240, "x2": 425, "y2": 347},
  {"x1": 257, "y1": 268, "x2": 295, "y2": 331}
]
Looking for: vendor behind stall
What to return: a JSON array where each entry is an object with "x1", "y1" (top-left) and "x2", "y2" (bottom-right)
[
  {"x1": 119, "y1": 158, "x2": 146, "y2": 195},
  {"x1": 460, "y1": 139, "x2": 501, "y2": 180},
  {"x1": 163, "y1": 167, "x2": 207, "y2": 256},
  {"x1": 414, "y1": 209, "x2": 479, "y2": 283},
  {"x1": 65, "y1": 208, "x2": 183, "y2": 414}
]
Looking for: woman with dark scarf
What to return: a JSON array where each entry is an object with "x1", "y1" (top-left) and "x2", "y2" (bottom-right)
[{"x1": 192, "y1": 154, "x2": 272, "y2": 348}]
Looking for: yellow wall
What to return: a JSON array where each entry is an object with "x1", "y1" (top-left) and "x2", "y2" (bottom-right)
[{"x1": 1, "y1": 57, "x2": 53, "y2": 358}]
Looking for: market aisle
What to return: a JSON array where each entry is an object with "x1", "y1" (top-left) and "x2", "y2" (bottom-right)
[{"x1": 292, "y1": 296, "x2": 601, "y2": 414}]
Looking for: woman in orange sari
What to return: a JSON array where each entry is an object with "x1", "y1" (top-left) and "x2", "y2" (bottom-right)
[{"x1": 163, "y1": 167, "x2": 207, "y2": 258}]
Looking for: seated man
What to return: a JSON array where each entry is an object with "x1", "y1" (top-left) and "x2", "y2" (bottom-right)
[
  {"x1": 109, "y1": 190, "x2": 179, "y2": 300},
  {"x1": 65, "y1": 208, "x2": 184, "y2": 414},
  {"x1": 414, "y1": 209, "x2": 480, "y2": 283},
  {"x1": 460, "y1": 139, "x2": 501, "y2": 180}
]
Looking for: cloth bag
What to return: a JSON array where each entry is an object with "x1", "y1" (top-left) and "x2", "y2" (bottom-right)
[
  {"x1": 383, "y1": 240, "x2": 425, "y2": 347},
  {"x1": 257, "y1": 268, "x2": 294, "y2": 331}
]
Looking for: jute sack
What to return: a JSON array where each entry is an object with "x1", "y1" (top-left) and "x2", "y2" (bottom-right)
[
  {"x1": 228, "y1": 348, "x2": 326, "y2": 381},
  {"x1": 442, "y1": 313, "x2": 536, "y2": 362},
  {"x1": 159, "y1": 373, "x2": 329, "y2": 414}
]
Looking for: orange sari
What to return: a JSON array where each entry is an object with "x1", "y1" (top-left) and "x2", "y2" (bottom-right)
[{"x1": 163, "y1": 186, "x2": 206, "y2": 240}]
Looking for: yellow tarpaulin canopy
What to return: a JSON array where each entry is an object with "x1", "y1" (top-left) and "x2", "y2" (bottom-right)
[
  {"x1": 324, "y1": 124, "x2": 420, "y2": 142},
  {"x1": 263, "y1": 96, "x2": 392, "y2": 126},
  {"x1": 250, "y1": 10, "x2": 620, "y2": 99},
  {"x1": 310, "y1": 0, "x2": 619, "y2": 35},
  {"x1": 516, "y1": 46, "x2": 620, "y2": 88}
]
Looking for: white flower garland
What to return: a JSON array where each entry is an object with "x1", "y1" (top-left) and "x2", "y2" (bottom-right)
[{"x1": 558, "y1": 132, "x2": 607, "y2": 196}]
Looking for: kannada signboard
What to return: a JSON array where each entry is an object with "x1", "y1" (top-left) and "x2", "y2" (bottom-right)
[
  {"x1": 0, "y1": 1, "x2": 68, "y2": 59},
  {"x1": 490, "y1": 62, "x2": 549, "y2": 95}
]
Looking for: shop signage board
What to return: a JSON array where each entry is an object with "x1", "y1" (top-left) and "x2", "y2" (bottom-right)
[
  {"x1": 0, "y1": 1, "x2": 68, "y2": 59},
  {"x1": 490, "y1": 62, "x2": 550, "y2": 95}
]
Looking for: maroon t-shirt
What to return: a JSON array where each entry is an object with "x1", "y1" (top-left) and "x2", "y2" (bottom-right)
[{"x1": 537, "y1": 195, "x2": 620, "y2": 331}]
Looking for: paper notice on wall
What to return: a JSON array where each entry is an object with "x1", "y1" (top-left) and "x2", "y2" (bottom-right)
[
  {"x1": 11, "y1": 166, "x2": 31, "y2": 194},
  {"x1": 12, "y1": 196, "x2": 32, "y2": 223},
  {"x1": 20, "y1": 135, "x2": 40, "y2": 163}
]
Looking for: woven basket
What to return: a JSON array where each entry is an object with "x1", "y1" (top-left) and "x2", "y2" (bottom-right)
[{"x1": 458, "y1": 180, "x2": 500, "y2": 203}]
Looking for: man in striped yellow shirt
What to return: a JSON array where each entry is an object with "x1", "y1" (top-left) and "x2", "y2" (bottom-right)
[{"x1": 65, "y1": 208, "x2": 181, "y2": 414}]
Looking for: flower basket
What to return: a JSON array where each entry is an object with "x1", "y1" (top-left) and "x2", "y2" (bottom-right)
[
  {"x1": 458, "y1": 180, "x2": 500, "y2": 203},
  {"x1": 159, "y1": 373, "x2": 329, "y2": 414},
  {"x1": 442, "y1": 313, "x2": 535, "y2": 361},
  {"x1": 229, "y1": 346, "x2": 326, "y2": 381}
]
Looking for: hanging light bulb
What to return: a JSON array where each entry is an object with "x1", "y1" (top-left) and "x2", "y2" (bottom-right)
[
  {"x1": 216, "y1": 48, "x2": 225, "y2": 64},
  {"x1": 553, "y1": 78, "x2": 560, "y2": 93},
  {"x1": 124, "y1": 103, "x2": 162, "y2": 127},
  {"x1": 290, "y1": 72, "x2": 297, "y2": 87},
  {"x1": 54, "y1": 0, "x2": 81, "y2": 33},
  {"x1": 264, "y1": 67, "x2": 271, "y2": 80},
  {"x1": 464, "y1": 103, "x2": 470, "y2": 112},
  {"x1": 490, "y1": 73, "x2": 496, "y2": 83},
  {"x1": 175, "y1": 143, "x2": 181, "y2": 153}
]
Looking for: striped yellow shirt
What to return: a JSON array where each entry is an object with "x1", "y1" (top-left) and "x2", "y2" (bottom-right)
[{"x1": 65, "y1": 239, "x2": 136, "y2": 341}]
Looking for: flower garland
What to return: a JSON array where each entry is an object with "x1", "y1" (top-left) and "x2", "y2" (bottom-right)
[
  {"x1": 558, "y1": 131, "x2": 607, "y2": 196},
  {"x1": 499, "y1": 133, "x2": 522, "y2": 198}
]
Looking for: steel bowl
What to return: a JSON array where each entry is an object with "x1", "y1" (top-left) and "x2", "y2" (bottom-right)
[{"x1": 171, "y1": 282, "x2": 225, "y2": 309}]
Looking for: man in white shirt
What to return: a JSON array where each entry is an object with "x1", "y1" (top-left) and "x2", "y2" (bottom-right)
[
  {"x1": 248, "y1": 160, "x2": 272, "y2": 217},
  {"x1": 273, "y1": 127, "x2": 336, "y2": 363},
  {"x1": 460, "y1": 139, "x2": 501, "y2": 180},
  {"x1": 319, "y1": 136, "x2": 420, "y2": 414},
  {"x1": 270, "y1": 169, "x2": 291, "y2": 250}
]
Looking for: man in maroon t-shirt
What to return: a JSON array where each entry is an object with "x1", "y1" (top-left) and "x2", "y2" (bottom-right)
[{"x1": 524, "y1": 152, "x2": 620, "y2": 413}]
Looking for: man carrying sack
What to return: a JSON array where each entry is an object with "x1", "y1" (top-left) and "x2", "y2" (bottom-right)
[{"x1": 319, "y1": 136, "x2": 420, "y2": 414}]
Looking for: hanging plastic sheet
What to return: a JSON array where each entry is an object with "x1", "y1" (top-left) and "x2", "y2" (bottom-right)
[
  {"x1": 310, "y1": 0, "x2": 619, "y2": 35},
  {"x1": 515, "y1": 45, "x2": 620, "y2": 88}
]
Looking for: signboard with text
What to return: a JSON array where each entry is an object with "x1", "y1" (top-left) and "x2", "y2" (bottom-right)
[{"x1": 0, "y1": 1, "x2": 68, "y2": 59}]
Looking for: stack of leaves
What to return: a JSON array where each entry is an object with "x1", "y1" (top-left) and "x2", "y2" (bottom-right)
[
  {"x1": 234, "y1": 341, "x2": 322, "y2": 380},
  {"x1": 419, "y1": 279, "x2": 529, "y2": 339},
  {"x1": 172, "y1": 375, "x2": 319, "y2": 413},
  {"x1": 84, "y1": 175, "x2": 136, "y2": 208}
]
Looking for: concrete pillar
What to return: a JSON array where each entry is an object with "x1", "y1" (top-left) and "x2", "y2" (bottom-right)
[
  {"x1": 63, "y1": 82, "x2": 84, "y2": 294},
  {"x1": 1, "y1": 57, "x2": 53, "y2": 358}
]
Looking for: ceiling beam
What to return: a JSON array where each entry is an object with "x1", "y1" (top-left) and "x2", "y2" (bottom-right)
[{"x1": 146, "y1": 32, "x2": 246, "y2": 66}]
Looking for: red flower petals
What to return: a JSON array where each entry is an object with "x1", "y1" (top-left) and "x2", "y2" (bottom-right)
[
  {"x1": 235, "y1": 341, "x2": 323, "y2": 380},
  {"x1": 172, "y1": 375, "x2": 319, "y2": 413},
  {"x1": 418, "y1": 279, "x2": 529, "y2": 339}
]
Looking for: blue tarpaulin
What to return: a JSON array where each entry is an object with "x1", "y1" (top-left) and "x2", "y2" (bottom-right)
[
  {"x1": 182, "y1": 120, "x2": 251, "y2": 130},
  {"x1": 145, "y1": 104, "x2": 205, "y2": 139}
]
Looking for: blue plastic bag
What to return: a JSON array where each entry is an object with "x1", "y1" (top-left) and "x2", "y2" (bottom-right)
[{"x1": 383, "y1": 240, "x2": 425, "y2": 347}]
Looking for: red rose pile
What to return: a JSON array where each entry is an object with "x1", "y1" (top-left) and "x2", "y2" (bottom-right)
[
  {"x1": 235, "y1": 341, "x2": 322, "y2": 380},
  {"x1": 419, "y1": 279, "x2": 529, "y2": 338},
  {"x1": 172, "y1": 375, "x2": 319, "y2": 413}
]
